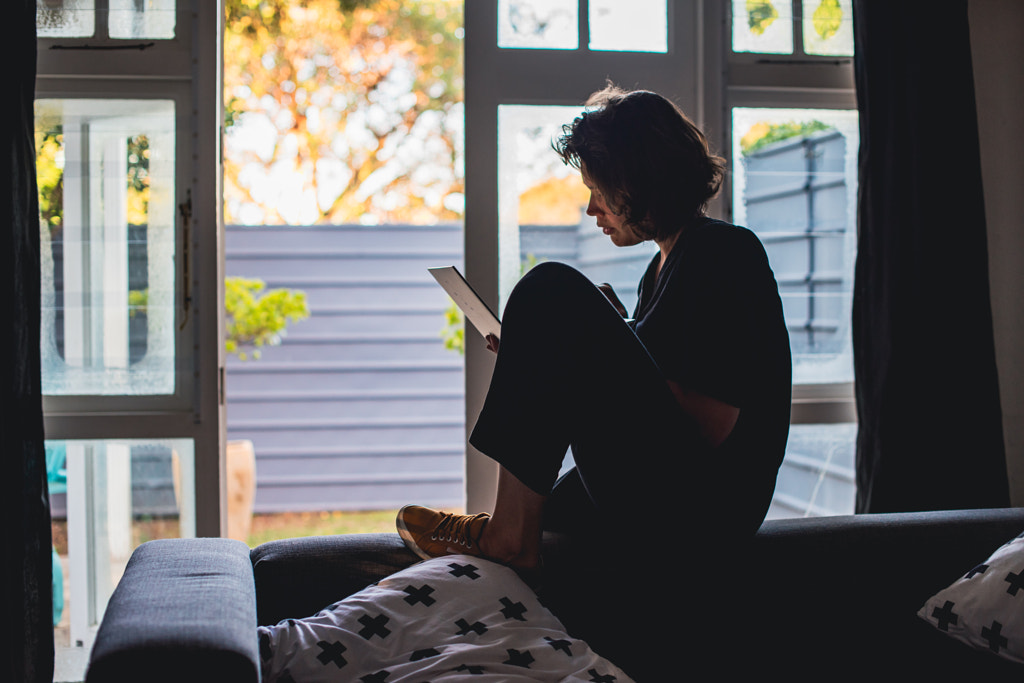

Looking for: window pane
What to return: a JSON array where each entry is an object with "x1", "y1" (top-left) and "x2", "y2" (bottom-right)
[
  {"x1": 37, "y1": 0, "x2": 176, "y2": 39},
  {"x1": 802, "y1": 0, "x2": 853, "y2": 56},
  {"x1": 49, "y1": 438, "x2": 194, "y2": 648},
  {"x1": 37, "y1": 0, "x2": 95, "y2": 38},
  {"x1": 109, "y1": 0, "x2": 176, "y2": 39},
  {"x1": 589, "y1": 0, "x2": 667, "y2": 53},
  {"x1": 36, "y1": 99, "x2": 177, "y2": 396},
  {"x1": 732, "y1": 107, "x2": 859, "y2": 385},
  {"x1": 497, "y1": 105, "x2": 657, "y2": 312},
  {"x1": 498, "y1": 0, "x2": 578, "y2": 50},
  {"x1": 767, "y1": 423, "x2": 856, "y2": 518},
  {"x1": 732, "y1": 0, "x2": 793, "y2": 54}
]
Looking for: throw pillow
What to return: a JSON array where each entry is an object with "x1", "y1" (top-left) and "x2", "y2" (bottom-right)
[
  {"x1": 918, "y1": 531, "x2": 1024, "y2": 664},
  {"x1": 258, "y1": 554, "x2": 634, "y2": 682}
]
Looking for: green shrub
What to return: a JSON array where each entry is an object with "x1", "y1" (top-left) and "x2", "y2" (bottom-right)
[{"x1": 225, "y1": 276, "x2": 309, "y2": 360}]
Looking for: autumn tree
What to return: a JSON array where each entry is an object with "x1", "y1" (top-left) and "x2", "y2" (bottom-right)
[{"x1": 223, "y1": 0, "x2": 464, "y2": 225}]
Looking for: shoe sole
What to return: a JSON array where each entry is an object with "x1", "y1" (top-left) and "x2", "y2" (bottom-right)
[{"x1": 396, "y1": 505, "x2": 434, "y2": 561}]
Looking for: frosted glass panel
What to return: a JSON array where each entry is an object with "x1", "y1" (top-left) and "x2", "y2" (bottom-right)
[
  {"x1": 109, "y1": 0, "x2": 176, "y2": 39},
  {"x1": 802, "y1": 0, "x2": 854, "y2": 56},
  {"x1": 732, "y1": 107, "x2": 859, "y2": 385},
  {"x1": 37, "y1": 0, "x2": 95, "y2": 38},
  {"x1": 498, "y1": 0, "x2": 578, "y2": 50},
  {"x1": 589, "y1": 0, "x2": 667, "y2": 53},
  {"x1": 36, "y1": 99, "x2": 177, "y2": 395},
  {"x1": 37, "y1": 0, "x2": 176, "y2": 39},
  {"x1": 732, "y1": 0, "x2": 793, "y2": 54}
]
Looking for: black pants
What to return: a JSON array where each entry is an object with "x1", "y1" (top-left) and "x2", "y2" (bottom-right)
[
  {"x1": 468, "y1": 262, "x2": 712, "y2": 538},
  {"x1": 469, "y1": 262, "x2": 733, "y2": 678}
]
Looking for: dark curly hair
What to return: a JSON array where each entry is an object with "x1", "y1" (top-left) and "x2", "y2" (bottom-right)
[{"x1": 554, "y1": 84, "x2": 726, "y2": 242}]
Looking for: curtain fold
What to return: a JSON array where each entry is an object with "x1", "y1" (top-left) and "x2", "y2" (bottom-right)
[
  {"x1": 852, "y1": 0, "x2": 1009, "y2": 513},
  {"x1": 3, "y1": 1, "x2": 53, "y2": 681}
]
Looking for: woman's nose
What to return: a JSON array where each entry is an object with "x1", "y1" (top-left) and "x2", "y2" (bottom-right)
[{"x1": 586, "y1": 194, "x2": 600, "y2": 216}]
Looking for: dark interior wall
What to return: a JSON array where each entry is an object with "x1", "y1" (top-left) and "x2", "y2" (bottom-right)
[{"x1": 969, "y1": 0, "x2": 1024, "y2": 504}]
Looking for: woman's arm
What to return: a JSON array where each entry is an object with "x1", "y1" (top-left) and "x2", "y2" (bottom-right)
[
  {"x1": 666, "y1": 379, "x2": 739, "y2": 448},
  {"x1": 596, "y1": 283, "x2": 628, "y2": 318}
]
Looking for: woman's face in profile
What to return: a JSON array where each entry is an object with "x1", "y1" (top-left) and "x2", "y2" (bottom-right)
[{"x1": 581, "y1": 169, "x2": 641, "y2": 248}]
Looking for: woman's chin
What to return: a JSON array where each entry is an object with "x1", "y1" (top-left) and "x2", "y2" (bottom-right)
[{"x1": 607, "y1": 231, "x2": 641, "y2": 248}]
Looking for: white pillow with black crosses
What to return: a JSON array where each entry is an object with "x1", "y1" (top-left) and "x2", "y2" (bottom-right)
[
  {"x1": 258, "y1": 555, "x2": 634, "y2": 682},
  {"x1": 918, "y1": 531, "x2": 1024, "y2": 664}
]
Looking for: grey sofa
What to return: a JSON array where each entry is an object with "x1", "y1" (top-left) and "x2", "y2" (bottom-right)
[{"x1": 85, "y1": 508, "x2": 1024, "y2": 682}]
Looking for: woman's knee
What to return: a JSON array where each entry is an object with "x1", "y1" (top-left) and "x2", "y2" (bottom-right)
[{"x1": 510, "y1": 262, "x2": 594, "y2": 305}]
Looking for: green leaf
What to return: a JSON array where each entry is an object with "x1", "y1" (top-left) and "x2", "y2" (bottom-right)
[
  {"x1": 813, "y1": 0, "x2": 843, "y2": 41},
  {"x1": 224, "y1": 276, "x2": 309, "y2": 360},
  {"x1": 740, "y1": 120, "x2": 833, "y2": 156},
  {"x1": 747, "y1": 0, "x2": 779, "y2": 36}
]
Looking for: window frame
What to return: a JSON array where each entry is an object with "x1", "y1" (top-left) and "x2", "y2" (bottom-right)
[
  {"x1": 719, "y1": 0, "x2": 858, "y2": 426},
  {"x1": 463, "y1": 0, "x2": 712, "y2": 511},
  {"x1": 35, "y1": 1, "x2": 225, "y2": 537},
  {"x1": 463, "y1": 1, "x2": 857, "y2": 511}
]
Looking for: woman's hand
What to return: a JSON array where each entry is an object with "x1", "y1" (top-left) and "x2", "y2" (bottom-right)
[
  {"x1": 485, "y1": 333, "x2": 500, "y2": 354},
  {"x1": 597, "y1": 283, "x2": 628, "y2": 318}
]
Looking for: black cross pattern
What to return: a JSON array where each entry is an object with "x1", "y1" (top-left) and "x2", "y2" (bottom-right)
[
  {"x1": 931, "y1": 600, "x2": 959, "y2": 631},
  {"x1": 982, "y1": 620, "x2": 1009, "y2": 653},
  {"x1": 358, "y1": 613, "x2": 392, "y2": 640},
  {"x1": 316, "y1": 640, "x2": 348, "y2": 669},
  {"x1": 499, "y1": 596, "x2": 527, "y2": 621},
  {"x1": 503, "y1": 648, "x2": 535, "y2": 668},
  {"x1": 410, "y1": 648, "x2": 441, "y2": 661},
  {"x1": 455, "y1": 618, "x2": 488, "y2": 636},
  {"x1": 454, "y1": 663, "x2": 486, "y2": 675},
  {"x1": 360, "y1": 670, "x2": 390, "y2": 683},
  {"x1": 448, "y1": 562, "x2": 481, "y2": 579},
  {"x1": 588, "y1": 669, "x2": 617, "y2": 682},
  {"x1": 545, "y1": 637, "x2": 573, "y2": 656},
  {"x1": 403, "y1": 584, "x2": 437, "y2": 606},
  {"x1": 259, "y1": 630, "x2": 273, "y2": 661},
  {"x1": 1005, "y1": 569, "x2": 1024, "y2": 596},
  {"x1": 965, "y1": 564, "x2": 989, "y2": 579}
]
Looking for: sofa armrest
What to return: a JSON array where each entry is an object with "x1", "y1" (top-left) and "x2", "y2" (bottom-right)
[
  {"x1": 86, "y1": 538, "x2": 260, "y2": 683},
  {"x1": 251, "y1": 532, "x2": 415, "y2": 626}
]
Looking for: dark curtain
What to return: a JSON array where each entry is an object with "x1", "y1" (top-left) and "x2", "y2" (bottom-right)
[
  {"x1": 2, "y1": 2, "x2": 53, "y2": 682},
  {"x1": 852, "y1": 1, "x2": 1009, "y2": 513}
]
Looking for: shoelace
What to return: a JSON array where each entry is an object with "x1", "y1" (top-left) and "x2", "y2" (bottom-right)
[{"x1": 430, "y1": 512, "x2": 489, "y2": 548}]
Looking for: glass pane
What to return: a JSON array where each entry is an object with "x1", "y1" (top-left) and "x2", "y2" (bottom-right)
[
  {"x1": 36, "y1": 99, "x2": 177, "y2": 396},
  {"x1": 498, "y1": 0, "x2": 578, "y2": 50},
  {"x1": 49, "y1": 438, "x2": 194, "y2": 650},
  {"x1": 731, "y1": 107, "x2": 859, "y2": 385},
  {"x1": 110, "y1": 0, "x2": 176, "y2": 39},
  {"x1": 732, "y1": 0, "x2": 793, "y2": 54},
  {"x1": 766, "y1": 423, "x2": 856, "y2": 518},
  {"x1": 589, "y1": 0, "x2": 667, "y2": 53},
  {"x1": 37, "y1": 0, "x2": 176, "y2": 39},
  {"x1": 802, "y1": 0, "x2": 853, "y2": 56},
  {"x1": 37, "y1": 0, "x2": 95, "y2": 38},
  {"x1": 497, "y1": 105, "x2": 657, "y2": 313}
]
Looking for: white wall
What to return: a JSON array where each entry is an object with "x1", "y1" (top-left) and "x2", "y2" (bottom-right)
[{"x1": 970, "y1": 0, "x2": 1024, "y2": 504}]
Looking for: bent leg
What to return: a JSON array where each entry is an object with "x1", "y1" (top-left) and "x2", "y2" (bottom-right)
[{"x1": 470, "y1": 262, "x2": 708, "y2": 532}]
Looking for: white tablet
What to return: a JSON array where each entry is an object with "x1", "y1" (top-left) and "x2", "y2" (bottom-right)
[{"x1": 428, "y1": 266, "x2": 501, "y2": 341}]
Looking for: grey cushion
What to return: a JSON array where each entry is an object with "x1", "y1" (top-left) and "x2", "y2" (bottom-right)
[
  {"x1": 86, "y1": 538, "x2": 259, "y2": 683},
  {"x1": 251, "y1": 532, "x2": 416, "y2": 626}
]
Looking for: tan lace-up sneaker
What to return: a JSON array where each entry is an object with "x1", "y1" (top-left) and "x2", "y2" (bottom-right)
[{"x1": 396, "y1": 505, "x2": 491, "y2": 561}]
